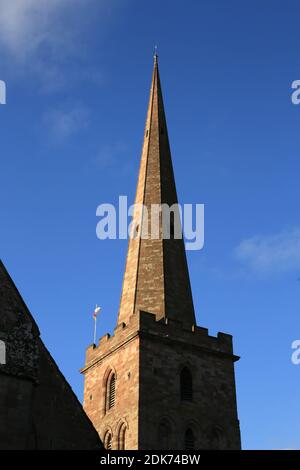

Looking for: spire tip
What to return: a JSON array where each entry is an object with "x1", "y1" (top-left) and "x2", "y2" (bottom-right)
[{"x1": 154, "y1": 45, "x2": 158, "y2": 63}]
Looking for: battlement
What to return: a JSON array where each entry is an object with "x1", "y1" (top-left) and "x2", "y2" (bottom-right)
[
  {"x1": 138, "y1": 310, "x2": 234, "y2": 356},
  {"x1": 82, "y1": 310, "x2": 237, "y2": 373}
]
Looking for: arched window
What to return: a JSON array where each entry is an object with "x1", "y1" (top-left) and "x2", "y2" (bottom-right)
[
  {"x1": 0, "y1": 340, "x2": 6, "y2": 365},
  {"x1": 104, "y1": 371, "x2": 116, "y2": 413},
  {"x1": 180, "y1": 367, "x2": 193, "y2": 401},
  {"x1": 118, "y1": 423, "x2": 127, "y2": 450},
  {"x1": 108, "y1": 373, "x2": 116, "y2": 409},
  {"x1": 211, "y1": 426, "x2": 226, "y2": 449},
  {"x1": 104, "y1": 431, "x2": 112, "y2": 450},
  {"x1": 158, "y1": 420, "x2": 172, "y2": 450},
  {"x1": 185, "y1": 428, "x2": 195, "y2": 450}
]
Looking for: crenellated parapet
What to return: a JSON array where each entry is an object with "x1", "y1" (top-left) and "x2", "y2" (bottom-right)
[{"x1": 83, "y1": 310, "x2": 238, "y2": 373}]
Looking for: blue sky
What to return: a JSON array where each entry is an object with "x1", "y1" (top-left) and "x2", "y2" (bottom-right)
[{"x1": 0, "y1": 0, "x2": 300, "y2": 449}]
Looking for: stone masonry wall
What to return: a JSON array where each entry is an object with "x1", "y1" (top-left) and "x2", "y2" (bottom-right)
[
  {"x1": 139, "y1": 334, "x2": 241, "y2": 449},
  {"x1": 82, "y1": 310, "x2": 241, "y2": 450},
  {"x1": 82, "y1": 317, "x2": 140, "y2": 449}
]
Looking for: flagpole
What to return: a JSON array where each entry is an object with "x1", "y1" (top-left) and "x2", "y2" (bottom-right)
[
  {"x1": 93, "y1": 305, "x2": 101, "y2": 345},
  {"x1": 93, "y1": 315, "x2": 97, "y2": 345}
]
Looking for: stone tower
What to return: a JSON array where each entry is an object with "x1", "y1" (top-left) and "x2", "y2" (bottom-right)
[{"x1": 81, "y1": 56, "x2": 241, "y2": 450}]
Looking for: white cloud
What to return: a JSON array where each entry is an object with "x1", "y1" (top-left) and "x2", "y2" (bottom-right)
[
  {"x1": 94, "y1": 143, "x2": 127, "y2": 168},
  {"x1": 0, "y1": 0, "x2": 112, "y2": 91},
  {"x1": 43, "y1": 105, "x2": 89, "y2": 139},
  {"x1": 235, "y1": 227, "x2": 300, "y2": 276},
  {"x1": 0, "y1": 0, "x2": 74, "y2": 59}
]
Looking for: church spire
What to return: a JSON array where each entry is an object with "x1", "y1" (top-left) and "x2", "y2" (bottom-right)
[{"x1": 117, "y1": 56, "x2": 196, "y2": 327}]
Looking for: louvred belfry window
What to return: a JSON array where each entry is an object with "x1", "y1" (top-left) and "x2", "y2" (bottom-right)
[
  {"x1": 180, "y1": 367, "x2": 193, "y2": 402},
  {"x1": 108, "y1": 373, "x2": 116, "y2": 409},
  {"x1": 104, "y1": 431, "x2": 112, "y2": 450},
  {"x1": 185, "y1": 428, "x2": 195, "y2": 450}
]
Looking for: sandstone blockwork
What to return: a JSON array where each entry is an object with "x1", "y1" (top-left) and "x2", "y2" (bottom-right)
[
  {"x1": 118, "y1": 55, "x2": 195, "y2": 327},
  {"x1": 82, "y1": 311, "x2": 241, "y2": 450},
  {"x1": 82, "y1": 56, "x2": 241, "y2": 450}
]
